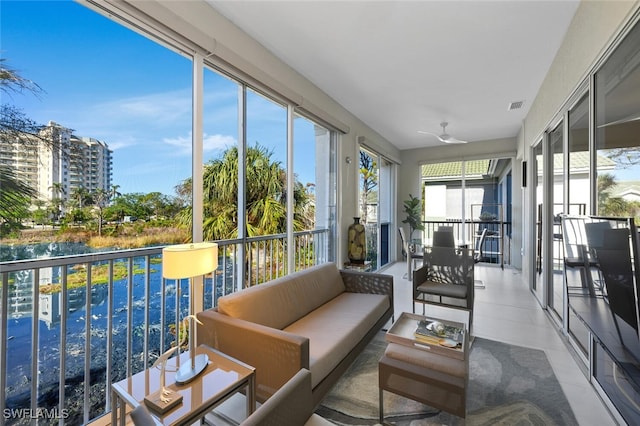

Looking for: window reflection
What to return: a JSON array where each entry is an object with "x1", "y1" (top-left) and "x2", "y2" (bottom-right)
[{"x1": 595, "y1": 22, "x2": 640, "y2": 220}]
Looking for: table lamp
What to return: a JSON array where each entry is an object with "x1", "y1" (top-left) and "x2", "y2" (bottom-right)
[{"x1": 162, "y1": 242, "x2": 218, "y2": 384}]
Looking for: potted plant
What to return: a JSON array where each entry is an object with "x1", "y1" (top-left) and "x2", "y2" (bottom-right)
[{"x1": 402, "y1": 194, "x2": 424, "y2": 242}]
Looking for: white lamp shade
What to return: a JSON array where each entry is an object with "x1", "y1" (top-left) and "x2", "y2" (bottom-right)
[{"x1": 162, "y1": 242, "x2": 218, "y2": 279}]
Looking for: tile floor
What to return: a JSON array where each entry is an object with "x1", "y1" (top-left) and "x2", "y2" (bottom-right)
[{"x1": 382, "y1": 260, "x2": 618, "y2": 426}]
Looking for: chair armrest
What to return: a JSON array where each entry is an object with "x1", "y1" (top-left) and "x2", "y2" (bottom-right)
[
  {"x1": 196, "y1": 309, "x2": 309, "y2": 402},
  {"x1": 412, "y1": 265, "x2": 429, "y2": 298},
  {"x1": 339, "y1": 270, "x2": 394, "y2": 307},
  {"x1": 240, "y1": 369, "x2": 313, "y2": 426}
]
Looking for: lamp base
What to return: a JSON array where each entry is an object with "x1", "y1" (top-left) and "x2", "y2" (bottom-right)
[
  {"x1": 144, "y1": 388, "x2": 183, "y2": 414},
  {"x1": 175, "y1": 353, "x2": 209, "y2": 384}
]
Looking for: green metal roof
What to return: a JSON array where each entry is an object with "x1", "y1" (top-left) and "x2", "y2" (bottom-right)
[
  {"x1": 548, "y1": 151, "x2": 615, "y2": 172},
  {"x1": 422, "y1": 159, "x2": 489, "y2": 180}
]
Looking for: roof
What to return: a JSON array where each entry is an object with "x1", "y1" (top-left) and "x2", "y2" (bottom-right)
[{"x1": 422, "y1": 160, "x2": 490, "y2": 181}]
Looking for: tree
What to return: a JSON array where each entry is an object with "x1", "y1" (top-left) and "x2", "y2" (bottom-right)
[
  {"x1": 0, "y1": 59, "x2": 61, "y2": 154},
  {"x1": 359, "y1": 150, "x2": 378, "y2": 224},
  {"x1": 90, "y1": 188, "x2": 110, "y2": 236},
  {"x1": 597, "y1": 173, "x2": 640, "y2": 218},
  {"x1": 177, "y1": 143, "x2": 313, "y2": 241},
  {"x1": 0, "y1": 60, "x2": 45, "y2": 228},
  {"x1": 0, "y1": 166, "x2": 37, "y2": 234},
  {"x1": 69, "y1": 186, "x2": 90, "y2": 209}
]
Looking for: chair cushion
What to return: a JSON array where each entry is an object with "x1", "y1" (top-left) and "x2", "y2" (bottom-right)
[
  {"x1": 217, "y1": 263, "x2": 345, "y2": 329},
  {"x1": 417, "y1": 280, "x2": 467, "y2": 299}
]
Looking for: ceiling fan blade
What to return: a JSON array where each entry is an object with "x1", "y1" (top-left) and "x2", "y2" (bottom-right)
[
  {"x1": 442, "y1": 136, "x2": 468, "y2": 144},
  {"x1": 418, "y1": 130, "x2": 446, "y2": 142},
  {"x1": 418, "y1": 128, "x2": 466, "y2": 144}
]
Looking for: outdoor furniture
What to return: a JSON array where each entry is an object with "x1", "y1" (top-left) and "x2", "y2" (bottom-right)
[
  {"x1": 196, "y1": 263, "x2": 393, "y2": 406},
  {"x1": 399, "y1": 227, "x2": 423, "y2": 273},
  {"x1": 474, "y1": 228, "x2": 488, "y2": 264},
  {"x1": 241, "y1": 369, "x2": 333, "y2": 426},
  {"x1": 412, "y1": 247, "x2": 475, "y2": 331},
  {"x1": 432, "y1": 230, "x2": 455, "y2": 248},
  {"x1": 561, "y1": 216, "x2": 602, "y2": 297},
  {"x1": 473, "y1": 228, "x2": 488, "y2": 288},
  {"x1": 379, "y1": 312, "x2": 469, "y2": 421}
]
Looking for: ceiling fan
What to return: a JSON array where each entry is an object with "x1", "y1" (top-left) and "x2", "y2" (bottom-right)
[{"x1": 418, "y1": 121, "x2": 468, "y2": 144}]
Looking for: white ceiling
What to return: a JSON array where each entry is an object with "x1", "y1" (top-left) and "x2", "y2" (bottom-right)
[{"x1": 206, "y1": 0, "x2": 580, "y2": 150}]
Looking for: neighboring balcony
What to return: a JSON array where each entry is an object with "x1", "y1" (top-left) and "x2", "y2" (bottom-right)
[{"x1": 0, "y1": 229, "x2": 328, "y2": 425}]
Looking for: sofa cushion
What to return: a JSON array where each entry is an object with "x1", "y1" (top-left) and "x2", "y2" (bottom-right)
[
  {"x1": 217, "y1": 263, "x2": 346, "y2": 329},
  {"x1": 283, "y1": 292, "x2": 389, "y2": 388}
]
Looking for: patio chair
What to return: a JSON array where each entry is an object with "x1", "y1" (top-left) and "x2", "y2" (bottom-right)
[
  {"x1": 473, "y1": 228, "x2": 488, "y2": 288},
  {"x1": 413, "y1": 246, "x2": 475, "y2": 332},
  {"x1": 241, "y1": 369, "x2": 332, "y2": 426},
  {"x1": 399, "y1": 226, "x2": 422, "y2": 274},
  {"x1": 561, "y1": 216, "x2": 602, "y2": 297},
  {"x1": 432, "y1": 229, "x2": 455, "y2": 248}
]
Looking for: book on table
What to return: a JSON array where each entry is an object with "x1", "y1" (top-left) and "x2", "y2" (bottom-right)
[{"x1": 414, "y1": 319, "x2": 463, "y2": 348}]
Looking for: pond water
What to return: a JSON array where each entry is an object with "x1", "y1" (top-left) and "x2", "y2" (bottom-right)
[{"x1": 1, "y1": 242, "x2": 192, "y2": 425}]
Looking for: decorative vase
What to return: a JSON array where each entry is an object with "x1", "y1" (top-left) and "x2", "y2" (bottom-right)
[{"x1": 348, "y1": 217, "x2": 366, "y2": 264}]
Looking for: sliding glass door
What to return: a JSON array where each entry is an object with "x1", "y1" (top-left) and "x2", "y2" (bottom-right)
[
  {"x1": 359, "y1": 147, "x2": 395, "y2": 270},
  {"x1": 422, "y1": 157, "x2": 512, "y2": 266}
]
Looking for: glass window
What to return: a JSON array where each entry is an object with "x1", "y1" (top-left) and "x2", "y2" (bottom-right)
[
  {"x1": 549, "y1": 122, "x2": 564, "y2": 320},
  {"x1": 533, "y1": 142, "x2": 544, "y2": 291},
  {"x1": 294, "y1": 114, "x2": 336, "y2": 266},
  {"x1": 567, "y1": 93, "x2": 590, "y2": 356},
  {"x1": 595, "y1": 22, "x2": 640, "y2": 220},
  {"x1": 422, "y1": 158, "x2": 511, "y2": 266},
  {"x1": 359, "y1": 148, "x2": 379, "y2": 268},
  {"x1": 568, "y1": 93, "x2": 590, "y2": 215}
]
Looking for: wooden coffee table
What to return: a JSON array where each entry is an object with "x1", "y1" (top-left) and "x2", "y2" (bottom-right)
[
  {"x1": 379, "y1": 312, "x2": 469, "y2": 422},
  {"x1": 111, "y1": 345, "x2": 255, "y2": 426}
]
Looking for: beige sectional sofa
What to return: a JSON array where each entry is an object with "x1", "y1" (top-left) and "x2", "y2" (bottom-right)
[{"x1": 196, "y1": 262, "x2": 394, "y2": 406}]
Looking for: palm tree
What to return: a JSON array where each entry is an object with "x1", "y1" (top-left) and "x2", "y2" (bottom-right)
[
  {"x1": 49, "y1": 182, "x2": 65, "y2": 198},
  {"x1": 0, "y1": 166, "x2": 37, "y2": 232},
  {"x1": 597, "y1": 173, "x2": 640, "y2": 218},
  {"x1": 48, "y1": 182, "x2": 66, "y2": 222},
  {"x1": 178, "y1": 143, "x2": 313, "y2": 241},
  {"x1": 69, "y1": 186, "x2": 89, "y2": 209},
  {"x1": 109, "y1": 184, "x2": 121, "y2": 201}
]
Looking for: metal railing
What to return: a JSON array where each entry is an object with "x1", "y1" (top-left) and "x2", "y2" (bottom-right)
[
  {"x1": 0, "y1": 229, "x2": 328, "y2": 425},
  {"x1": 421, "y1": 220, "x2": 511, "y2": 266}
]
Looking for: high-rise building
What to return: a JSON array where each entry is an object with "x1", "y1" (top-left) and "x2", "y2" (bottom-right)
[{"x1": 0, "y1": 120, "x2": 113, "y2": 211}]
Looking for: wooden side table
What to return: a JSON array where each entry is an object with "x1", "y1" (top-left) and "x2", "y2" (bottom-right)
[
  {"x1": 379, "y1": 312, "x2": 469, "y2": 421},
  {"x1": 111, "y1": 345, "x2": 255, "y2": 426}
]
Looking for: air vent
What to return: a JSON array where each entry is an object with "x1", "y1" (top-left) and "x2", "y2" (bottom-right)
[{"x1": 508, "y1": 100, "x2": 524, "y2": 111}]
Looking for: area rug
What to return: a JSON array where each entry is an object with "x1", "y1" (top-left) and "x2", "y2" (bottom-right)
[{"x1": 316, "y1": 333, "x2": 578, "y2": 426}]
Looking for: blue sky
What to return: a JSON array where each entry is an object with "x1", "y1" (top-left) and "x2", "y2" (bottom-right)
[{"x1": 2, "y1": 0, "x2": 317, "y2": 196}]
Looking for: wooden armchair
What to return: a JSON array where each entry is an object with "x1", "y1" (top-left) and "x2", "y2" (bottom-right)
[{"x1": 412, "y1": 246, "x2": 475, "y2": 331}]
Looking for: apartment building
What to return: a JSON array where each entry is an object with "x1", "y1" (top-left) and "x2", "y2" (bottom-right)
[{"x1": 0, "y1": 120, "x2": 113, "y2": 209}]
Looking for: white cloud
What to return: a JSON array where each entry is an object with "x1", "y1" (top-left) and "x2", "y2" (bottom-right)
[
  {"x1": 163, "y1": 132, "x2": 236, "y2": 155},
  {"x1": 96, "y1": 89, "x2": 192, "y2": 125},
  {"x1": 204, "y1": 133, "x2": 236, "y2": 152}
]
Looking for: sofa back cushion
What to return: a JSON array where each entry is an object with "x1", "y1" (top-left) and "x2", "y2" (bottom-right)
[{"x1": 217, "y1": 262, "x2": 345, "y2": 329}]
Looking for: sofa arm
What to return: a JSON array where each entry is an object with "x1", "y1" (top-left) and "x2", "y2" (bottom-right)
[
  {"x1": 196, "y1": 309, "x2": 310, "y2": 402},
  {"x1": 340, "y1": 269, "x2": 394, "y2": 308}
]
